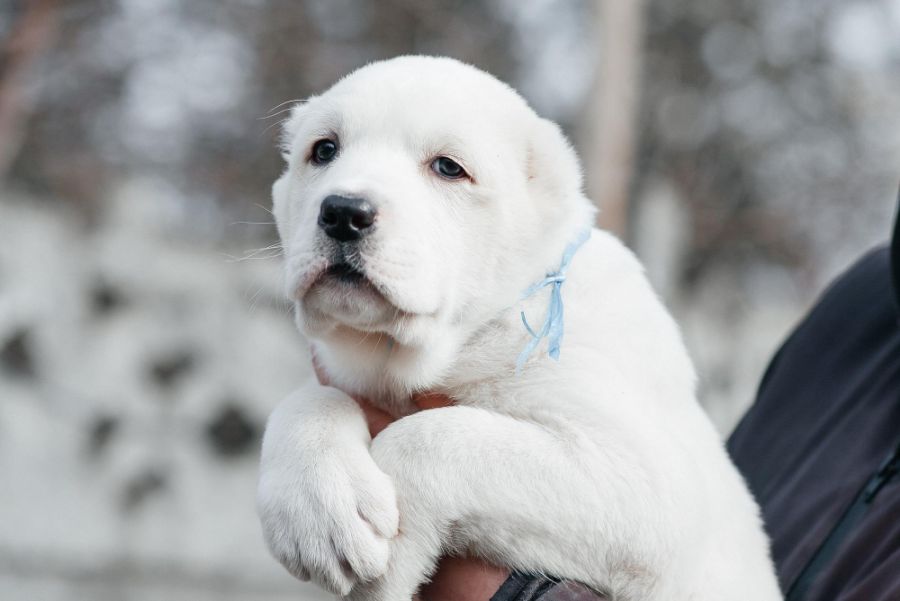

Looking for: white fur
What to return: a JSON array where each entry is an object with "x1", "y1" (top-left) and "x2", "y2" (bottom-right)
[{"x1": 257, "y1": 56, "x2": 782, "y2": 600}]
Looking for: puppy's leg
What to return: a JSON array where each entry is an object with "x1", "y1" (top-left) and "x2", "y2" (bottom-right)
[
  {"x1": 257, "y1": 381, "x2": 400, "y2": 596},
  {"x1": 347, "y1": 406, "x2": 666, "y2": 601}
]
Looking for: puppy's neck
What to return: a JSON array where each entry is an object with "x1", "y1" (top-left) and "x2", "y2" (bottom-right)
[{"x1": 314, "y1": 210, "x2": 598, "y2": 409}]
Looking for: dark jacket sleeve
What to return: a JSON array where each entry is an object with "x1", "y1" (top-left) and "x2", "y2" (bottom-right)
[
  {"x1": 489, "y1": 573, "x2": 606, "y2": 601},
  {"x1": 728, "y1": 246, "x2": 900, "y2": 600}
]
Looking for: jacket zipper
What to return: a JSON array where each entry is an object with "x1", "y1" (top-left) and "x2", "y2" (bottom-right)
[{"x1": 785, "y1": 441, "x2": 900, "y2": 601}]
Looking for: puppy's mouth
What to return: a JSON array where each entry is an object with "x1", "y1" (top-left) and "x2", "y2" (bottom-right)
[
  {"x1": 313, "y1": 261, "x2": 382, "y2": 299},
  {"x1": 323, "y1": 262, "x2": 366, "y2": 285},
  {"x1": 299, "y1": 259, "x2": 398, "y2": 327}
]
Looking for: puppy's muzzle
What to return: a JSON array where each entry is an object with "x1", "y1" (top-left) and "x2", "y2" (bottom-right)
[{"x1": 318, "y1": 195, "x2": 377, "y2": 242}]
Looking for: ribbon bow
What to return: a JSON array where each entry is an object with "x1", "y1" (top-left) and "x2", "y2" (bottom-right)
[{"x1": 516, "y1": 229, "x2": 591, "y2": 374}]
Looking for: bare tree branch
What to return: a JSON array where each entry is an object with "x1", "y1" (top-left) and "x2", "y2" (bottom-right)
[
  {"x1": 0, "y1": 0, "x2": 59, "y2": 183},
  {"x1": 584, "y1": 0, "x2": 645, "y2": 239}
]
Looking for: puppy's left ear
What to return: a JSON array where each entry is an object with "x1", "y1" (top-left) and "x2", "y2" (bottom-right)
[
  {"x1": 278, "y1": 98, "x2": 315, "y2": 161},
  {"x1": 526, "y1": 118, "x2": 584, "y2": 203},
  {"x1": 271, "y1": 98, "x2": 315, "y2": 241},
  {"x1": 271, "y1": 172, "x2": 291, "y2": 242}
]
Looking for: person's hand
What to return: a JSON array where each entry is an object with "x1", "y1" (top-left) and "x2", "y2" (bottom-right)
[
  {"x1": 312, "y1": 354, "x2": 509, "y2": 600},
  {"x1": 416, "y1": 556, "x2": 509, "y2": 601}
]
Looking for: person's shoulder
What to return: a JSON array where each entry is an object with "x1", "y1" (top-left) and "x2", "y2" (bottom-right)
[
  {"x1": 761, "y1": 244, "x2": 892, "y2": 384},
  {"x1": 727, "y1": 242, "x2": 895, "y2": 473},
  {"x1": 811, "y1": 245, "x2": 892, "y2": 318}
]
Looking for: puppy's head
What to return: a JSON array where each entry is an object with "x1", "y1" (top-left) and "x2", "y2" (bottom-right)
[{"x1": 273, "y1": 56, "x2": 594, "y2": 392}]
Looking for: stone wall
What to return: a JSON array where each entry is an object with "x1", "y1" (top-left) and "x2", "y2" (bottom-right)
[{"x1": 0, "y1": 192, "x2": 328, "y2": 600}]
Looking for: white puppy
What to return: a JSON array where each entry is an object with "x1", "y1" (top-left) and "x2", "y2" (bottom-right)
[{"x1": 258, "y1": 56, "x2": 782, "y2": 601}]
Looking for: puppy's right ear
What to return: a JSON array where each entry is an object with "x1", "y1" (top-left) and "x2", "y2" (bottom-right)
[
  {"x1": 525, "y1": 118, "x2": 597, "y2": 233},
  {"x1": 278, "y1": 98, "x2": 314, "y2": 161},
  {"x1": 527, "y1": 118, "x2": 584, "y2": 202}
]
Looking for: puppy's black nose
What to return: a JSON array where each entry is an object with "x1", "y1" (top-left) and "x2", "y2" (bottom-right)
[{"x1": 318, "y1": 195, "x2": 377, "y2": 242}]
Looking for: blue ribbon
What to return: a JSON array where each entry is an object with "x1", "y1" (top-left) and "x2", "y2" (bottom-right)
[{"x1": 516, "y1": 229, "x2": 591, "y2": 374}]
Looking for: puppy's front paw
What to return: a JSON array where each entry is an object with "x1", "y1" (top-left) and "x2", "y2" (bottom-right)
[{"x1": 257, "y1": 444, "x2": 399, "y2": 595}]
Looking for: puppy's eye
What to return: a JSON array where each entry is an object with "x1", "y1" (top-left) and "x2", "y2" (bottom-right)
[
  {"x1": 431, "y1": 157, "x2": 467, "y2": 180},
  {"x1": 311, "y1": 139, "x2": 338, "y2": 165}
]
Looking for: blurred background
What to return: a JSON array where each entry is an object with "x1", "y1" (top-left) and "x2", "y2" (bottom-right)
[{"x1": 1, "y1": 0, "x2": 898, "y2": 599}]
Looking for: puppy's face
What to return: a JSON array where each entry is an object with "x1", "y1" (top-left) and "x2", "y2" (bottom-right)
[{"x1": 273, "y1": 57, "x2": 591, "y2": 389}]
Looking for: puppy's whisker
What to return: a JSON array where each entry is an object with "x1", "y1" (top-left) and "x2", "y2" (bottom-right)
[
  {"x1": 371, "y1": 332, "x2": 392, "y2": 369},
  {"x1": 254, "y1": 203, "x2": 275, "y2": 216},
  {"x1": 224, "y1": 256, "x2": 282, "y2": 263},
  {"x1": 226, "y1": 245, "x2": 283, "y2": 259},
  {"x1": 247, "y1": 285, "x2": 267, "y2": 313},
  {"x1": 223, "y1": 247, "x2": 284, "y2": 263},
  {"x1": 355, "y1": 324, "x2": 377, "y2": 351},
  {"x1": 258, "y1": 107, "x2": 295, "y2": 121},
  {"x1": 264, "y1": 98, "x2": 305, "y2": 116},
  {"x1": 261, "y1": 117, "x2": 289, "y2": 139},
  {"x1": 242, "y1": 242, "x2": 285, "y2": 254}
]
